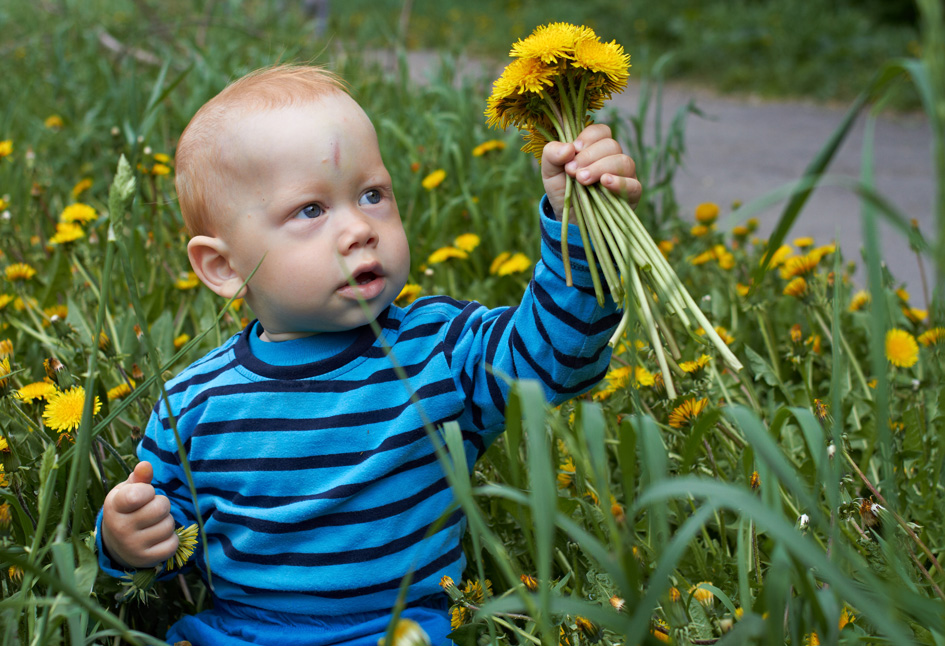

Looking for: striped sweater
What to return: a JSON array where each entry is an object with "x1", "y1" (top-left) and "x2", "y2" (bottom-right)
[{"x1": 97, "y1": 199, "x2": 621, "y2": 616}]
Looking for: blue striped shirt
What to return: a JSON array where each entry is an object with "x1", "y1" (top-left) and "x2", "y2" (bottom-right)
[{"x1": 97, "y1": 199, "x2": 620, "y2": 617}]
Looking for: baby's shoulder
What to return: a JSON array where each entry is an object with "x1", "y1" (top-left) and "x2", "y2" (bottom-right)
[{"x1": 161, "y1": 332, "x2": 242, "y2": 395}]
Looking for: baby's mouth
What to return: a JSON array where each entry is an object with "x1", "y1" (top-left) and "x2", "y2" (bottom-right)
[{"x1": 354, "y1": 271, "x2": 378, "y2": 285}]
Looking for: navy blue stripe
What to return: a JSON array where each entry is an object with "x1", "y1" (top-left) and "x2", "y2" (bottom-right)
[
  {"x1": 187, "y1": 378, "x2": 454, "y2": 439},
  {"x1": 224, "y1": 543, "x2": 463, "y2": 599},
  {"x1": 211, "y1": 477, "x2": 451, "y2": 533},
  {"x1": 215, "y1": 509, "x2": 464, "y2": 566}
]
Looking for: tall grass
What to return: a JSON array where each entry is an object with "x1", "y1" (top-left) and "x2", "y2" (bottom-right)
[{"x1": 0, "y1": 1, "x2": 943, "y2": 644}]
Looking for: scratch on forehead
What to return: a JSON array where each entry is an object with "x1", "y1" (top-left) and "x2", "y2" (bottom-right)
[{"x1": 330, "y1": 135, "x2": 341, "y2": 168}]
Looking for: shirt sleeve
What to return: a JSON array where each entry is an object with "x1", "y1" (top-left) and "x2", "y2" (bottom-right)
[
  {"x1": 96, "y1": 400, "x2": 200, "y2": 580},
  {"x1": 446, "y1": 195, "x2": 622, "y2": 441}
]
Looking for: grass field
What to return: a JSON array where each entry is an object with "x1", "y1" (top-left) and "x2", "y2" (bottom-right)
[{"x1": 1, "y1": 1, "x2": 944, "y2": 644}]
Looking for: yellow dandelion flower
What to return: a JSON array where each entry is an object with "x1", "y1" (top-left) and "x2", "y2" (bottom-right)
[
  {"x1": 421, "y1": 169, "x2": 446, "y2": 190},
  {"x1": 519, "y1": 126, "x2": 550, "y2": 159},
  {"x1": 896, "y1": 287, "x2": 910, "y2": 302},
  {"x1": 44, "y1": 115, "x2": 64, "y2": 129},
  {"x1": 0, "y1": 464, "x2": 8, "y2": 487},
  {"x1": 806, "y1": 632, "x2": 820, "y2": 646},
  {"x1": 917, "y1": 327, "x2": 945, "y2": 347},
  {"x1": 651, "y1": 619, "x2": 671, "y2": 643},
  {"x1": 668, "y1": 397, "x2": 710, "y2": 428},
  {"x1": 557, "y1": 456, "x2": 576, "y2": 488},
  {"x1": 0, "y1": 437, "x2": 7, "y2": 452},
  {"x1": 658, "y1": 240, "x2": 674, "y2": 256},
  {"x1": 572, "y1": 37, "x2": 631, "y2": 92},
  {"x1": 690, "y1": 224, "x2": 710, "y2": 237},
  {"x1": 0, "y1": 140, "x2": 12, "y2": 158},
  {"x1": 49, "y1": 221, "x2": 85, "y2": 245},
  {"x1": 472, "y1": 139, "x2": 506, "y2": 156},
  {"x1": 4, "y1": 263, "x2": 37, "y2": 281},
  {"x1": 793, "y1": 236, "x2": 814, "y2": 248},
  {"x1": 717, "y1": 248, "x2": 735, "y2": 270},
  {"x1": 42, "y1": 304, "x2": 68, "y2": 325},
  {"x1": 690, "y1": 582, "x2": 715, "y2": 607},
  {"x1": 780, "y1": 253, "x2": 820, "y2": 279},
  {"x1": 0, "y1": 338, "x2": 12, "y2": 358},
  {"x1": 71, "y1": 178, "x2": 93, "y2": 198},
  {"x1": 174, "y1": 272, "x2": 200, "y2": 290},
  {"x1": 735, "y1": 283, "x2": 750, "y2": 297},
  {"x1": 174, "y1": 333, "x2": 191, "y2": 349},
  {"x1": 427, "y1": 246, "x2": 468, "y2": 264},
  {"x1": 16, "y1": 379, "x2": 56, "y2": 404},
  {"x1": 902, "y1": 306, "x2": 928, "y2": 324},
  {"x1": 0, "y1": 294, "x2": 12, "y2": 311},
  {"x1": 790, "y1": 323, "x2": 803, "y2": 344},
  {"x1": 453, "y1": 233, "x2": 481, "y2": 252},
  {"x1": 449, "y1": 606, "x2": 468, "y2": 630},
  {"x1": 462, "y1": 579, "x2": 492, "y2": 604},
  {"x1": 839, "y1": 607, "x2": 854, "y2": 630},
  {"x1": 166, "y1": 523, "x2": 199, "y2": 571},
  {"x1": 153, "y1": 152, "x2": 171, "y2": 163},
  {"x1": 695, "y1": 202, "x2": 720, "y2": 224},
  {"x1": 495, "y1": 252, "x2": 531, "y2": 276},
  {"x1": 714, "y1": 326, "x2": 735, "y2": 345},
  {"x1": 0, "y1": 357, "x2": 10, "y2": 388},
  {"x1": 42, "y1": 386, "x2": 102, "y2": 433},
  {"x1": 396, "y1": 283, "x2": 422, "y2": 305},
  {"x1": 501, "y1": 56, "x2": 558, "y2": 95},
  {"x1": 8, "y1": 566, "x2": 22, "y2": 582},
  {"x1": 575, "y1": 617, "x2": 601, "y2": 641},
  {"x1": 60, "y1": 202, "x2": 98, "y2": 224},
  {"x1": 634, "y1": 365, "x2": 655, "y2": 387},
  {"x1": 783, "y1": 276, "x2": 808, "y2": 298},
  {"x1": 885, "y1": 328, "x2": 919, "y2": 368},
  {"x1": 749, "y1": 471, "x2": 761, "y2": 489},
  {"x1": 107, "y1": 381, "x2": 134, "y2": 400},
  {"x1": 0, "y1": 502, "x2": 11, "y2": 527},
  {"x1": 690, "y1": 249, "x2": 716, "y2": 266},
  {"x1": 520, "y1": 573, "x2": 538, "y2": 591},
  {"x1": 768, "y1": 244, "x2": 794, "y2": 268},
  {"x1": 806, "y1": 333, "x2": 822, "y2": 354},
  {"x1": 848, "y1": 290, "x2": 870, "y2": 311},
  {"x1": 679, "y1": 354, "x2": 711, "y2": 374},
  {"x1": 509, "y1": 22, "x2": 594, "y2": 63},
  {"x1": 732, "y1": 225, "x2": 750, "y2": 237},
  {"x1": 151, "y1": 163, "x2": 171, "y2": 176}
]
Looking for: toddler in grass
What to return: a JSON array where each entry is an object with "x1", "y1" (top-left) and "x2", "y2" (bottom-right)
[{"x1": 97, "y1": 64, "x2": 641, "y2": 645}]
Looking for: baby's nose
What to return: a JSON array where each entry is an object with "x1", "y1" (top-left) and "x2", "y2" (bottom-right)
[{"x1": 338, "y1": 211, "x2": 378, "y2": 252}]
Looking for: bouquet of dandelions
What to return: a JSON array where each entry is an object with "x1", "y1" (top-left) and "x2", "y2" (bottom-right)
[{"x1": 486, "y1": 22, "x2": 742, "y2": 397}]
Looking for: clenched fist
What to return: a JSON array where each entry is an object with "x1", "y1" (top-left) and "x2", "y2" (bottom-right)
[{"x1": 101, "y1": 461, "x2": 178, "y2": 569}]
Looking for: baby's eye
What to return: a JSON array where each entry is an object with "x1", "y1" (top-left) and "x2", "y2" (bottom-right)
[
  {"x1": 295, "y1": 203, "x2": 324, "y2": 219},
  {"x1": 359, "y1": 189, "x2": 382, "y2": 206}
]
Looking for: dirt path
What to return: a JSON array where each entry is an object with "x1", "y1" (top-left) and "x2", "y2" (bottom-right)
[{"x1": 395, "y1": 51, "x2": 936, "y2": 296}]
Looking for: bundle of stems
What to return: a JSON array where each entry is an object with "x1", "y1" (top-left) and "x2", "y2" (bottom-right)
[{"x1": 486, "y1": 23, "x2": 743, "y2": 397}]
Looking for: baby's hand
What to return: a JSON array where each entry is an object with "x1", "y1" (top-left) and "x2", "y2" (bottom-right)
[
  {"x1": 541, "y1": 124, "x2": 641, "y2": 219},
  {"x1": 101, "y1": 461, "x2": 179, "y2": 569}
]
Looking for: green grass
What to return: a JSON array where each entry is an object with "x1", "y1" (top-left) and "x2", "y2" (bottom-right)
[{"x1": 1, "y1": 1, "x2": 944, "y2": 644}]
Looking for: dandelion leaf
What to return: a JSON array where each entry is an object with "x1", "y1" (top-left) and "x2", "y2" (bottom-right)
[
  {"x1": 745, "y1": 345, "x2": 780, "y2": 387},
  {"x1": 687, "y1": 598, "x2": 714, "y2": 640},
  {"x1": 445, "y1": 623, "x2": 479, "y2": 646}
]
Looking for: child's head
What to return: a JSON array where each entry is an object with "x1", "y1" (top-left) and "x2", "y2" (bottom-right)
[{"x1": 178, "y1": 65, "x2": 410, "y2": 340}]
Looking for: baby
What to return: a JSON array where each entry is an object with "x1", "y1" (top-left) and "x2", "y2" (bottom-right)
[{"x1": 97, "y1": 64, "x2": 641, "y2": 645}]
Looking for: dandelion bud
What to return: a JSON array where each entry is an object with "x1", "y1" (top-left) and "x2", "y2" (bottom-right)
[
  {"x1": 575, "y1": 617, "x2": 601, "y2": 643},
  {"x1": 609, "y1": 596, "x2": 625, "y2": 612},
  {"x1": 520, "y1": 574, "x2": 538, "y2": 592},
  {"x1": 690, "y1": 582, "x2": 715, "y2": 607},
  {"x1": 378, "y1": 618, "x2": 431, "y2": 646},
  {"x1": 749, "y1": 471, "x2": 761, "y2": 490}
]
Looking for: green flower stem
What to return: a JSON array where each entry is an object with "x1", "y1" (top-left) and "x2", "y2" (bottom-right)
[
  {"x1": 813, "y1": 307, "x2": 872, "y2": 402},
  {"x1": 561, "y1": 177, "x2": 574, "y2": 286},
  {"x1": 575, "y1": 185, "x2": 623, "y2": 301},
  {"x1": 628, "y1": 262, "x2": 677, "y2": 398}
]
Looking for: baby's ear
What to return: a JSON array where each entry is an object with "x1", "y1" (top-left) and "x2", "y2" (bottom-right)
[{"x1": 187, "y1": 236, "x2": 248, "y2": 300}]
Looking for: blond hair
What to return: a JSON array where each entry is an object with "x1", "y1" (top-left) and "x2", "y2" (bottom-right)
[{"x1": 175, "y1": 64, "x2": 349, "y2": 236}]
